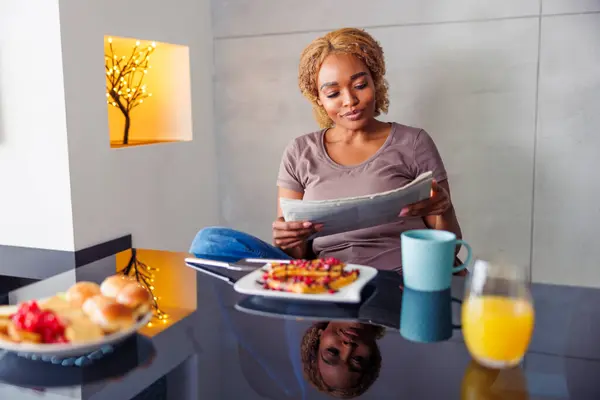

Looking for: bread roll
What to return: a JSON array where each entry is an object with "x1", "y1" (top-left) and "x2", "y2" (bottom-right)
[
  {"x1": 100, "y1": 275, "x2": 134, "y2": 298},
  {"x1": 116, "y1": 282, "x2": 152, "y2": 316},
  {"x1": 82, "y1": 295, "x2": 135, "y2": 333},
  {"x1": 65, "y1": 282, "x2": 101, "y2": 308}
]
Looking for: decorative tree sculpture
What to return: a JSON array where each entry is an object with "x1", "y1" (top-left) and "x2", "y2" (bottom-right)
[{"x1": 105, "y1": 38, "x2": 156, "y2": 145}]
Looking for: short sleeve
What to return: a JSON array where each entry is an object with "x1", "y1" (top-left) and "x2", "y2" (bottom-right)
[
  {"x1": 277, "y1": 140, "x2": 304, "y2": 192},
  {"x1": 413, "y1": 130, "x2": 448, "y2": 182}
]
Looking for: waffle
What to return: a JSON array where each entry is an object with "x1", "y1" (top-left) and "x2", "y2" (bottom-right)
[{"x1": 259, "y1": 258, "x2": 360, "y2": 294}]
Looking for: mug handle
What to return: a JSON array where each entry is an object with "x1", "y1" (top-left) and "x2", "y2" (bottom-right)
[
  {"x1": 452, "y1": 240, "x2": 472, "y2": 274},
  {"x1": 451, "y1": 297, "x2": 462, "y2": 329}
]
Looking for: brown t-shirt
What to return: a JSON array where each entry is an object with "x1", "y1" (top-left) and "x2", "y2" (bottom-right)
[{"x1": 277, "y1": 122, "x2": 448, "y2": 271}]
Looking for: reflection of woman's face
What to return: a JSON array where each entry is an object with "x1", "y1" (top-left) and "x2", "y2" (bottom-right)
[{"x1": 317, "y1": 322, "x2": 377, "y2": 389}]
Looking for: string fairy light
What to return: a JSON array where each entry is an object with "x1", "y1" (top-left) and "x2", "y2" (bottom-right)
[
  {"x1": 119, "y1": 248, "x2": 168, "y2": 326},
  {"x1": 105, "y1": 37, "x2": 156, "y2": 145}
]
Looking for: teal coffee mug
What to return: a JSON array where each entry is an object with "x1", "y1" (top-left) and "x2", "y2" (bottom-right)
[{"x1": 400, "y1": 230, "x2": 472, "y2": 291}]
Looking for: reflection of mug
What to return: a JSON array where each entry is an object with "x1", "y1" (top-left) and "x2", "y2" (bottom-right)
[
  {"x1": 400, "y1": 287, "x2": 461, "y2": 343},
  {"x1": 401, "y1": 230, "x2": 472, "y2": 291}
]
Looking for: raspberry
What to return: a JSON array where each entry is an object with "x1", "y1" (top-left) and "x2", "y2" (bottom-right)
[
  {"x1": 325, "y1": 257, "x2": 340, "y2": 265},
  {"x1": 12, "y1": 313, "x2": 26, "y2": 329},
  {"x1": 24, "y1": 313, "x2": 40, "y2": 332},
  {"x1": 22, "y1": 301, "x2": 40, "y2": 314},
  {"x1": 40, "y1": 311, "x2": 55, "y2": 322},
  {"x1": 13, "y1": 301, "x2": 67, "y2": 343}
]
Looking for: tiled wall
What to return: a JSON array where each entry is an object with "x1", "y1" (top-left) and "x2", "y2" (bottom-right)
[{"x1": 212, "y1": 1, "x2": 600, "y2": 287}]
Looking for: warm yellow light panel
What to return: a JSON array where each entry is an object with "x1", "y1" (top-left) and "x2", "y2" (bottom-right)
[
  {"x1": 115, "y1": 249, "x2": 197, "y2": 312},
  {"x1": 104, "y1": 35, "x2": 193, "y2": 148}
]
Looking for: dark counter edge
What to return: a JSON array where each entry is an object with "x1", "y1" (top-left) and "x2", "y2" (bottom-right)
[{"x1": 0, "y1": 235, "x2": 132, "y2": 284}]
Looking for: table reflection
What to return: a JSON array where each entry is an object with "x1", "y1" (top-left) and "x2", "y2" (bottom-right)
[
  {"x1": 300, "y1": 321, "x2": 384, "y2": 398},
  {"x1": 461, "y1": 360, "x2": 528, "y2": 400},
  {"x1": 400, "y1": 287, "x2": 461, "y2": 343},
  {"x1": 0, "y1": 334, "x2": 156, "y2": 388}
]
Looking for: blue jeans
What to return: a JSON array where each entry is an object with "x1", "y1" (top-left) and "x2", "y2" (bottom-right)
[{"x1": 189, "y1": 227, "x2": 292, "y2": 263}]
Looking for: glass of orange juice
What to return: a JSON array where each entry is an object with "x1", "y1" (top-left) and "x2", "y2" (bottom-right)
[{"x1": 462, "y1": 259, "x2": 535, "y2": 369}]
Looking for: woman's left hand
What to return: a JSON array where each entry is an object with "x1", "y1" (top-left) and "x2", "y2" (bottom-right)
[{"x1": 399, "y1": 180, "x2": 452, "y2": 218}]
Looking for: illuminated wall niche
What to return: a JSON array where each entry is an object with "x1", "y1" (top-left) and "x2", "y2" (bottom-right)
[{"x1": 105, "y1": 36, "x2": 192, "y2": 148}]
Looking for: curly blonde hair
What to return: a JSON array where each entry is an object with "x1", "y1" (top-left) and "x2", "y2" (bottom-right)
[
  {"x1": 300, "y1": 322, "x2": 384, "y2": 398},
  {"x1": 298, "y1": 28, "x2": 390, "y2": 128}
]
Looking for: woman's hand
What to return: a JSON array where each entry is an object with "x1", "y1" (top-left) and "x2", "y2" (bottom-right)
[
  {"x1": 399, "y1": 180, "x2": 451, "y2": 218},
  {"x1": 272, "y1": 217, "x2": 323, "y2": 250}
]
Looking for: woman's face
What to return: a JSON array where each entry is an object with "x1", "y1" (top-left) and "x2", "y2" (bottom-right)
[
  {"x1": 316, "y1": 53, "x2": 377, "y2": 130},
  {"x1": 317, "y1": 322, "x2": 376, "y2": 389}
]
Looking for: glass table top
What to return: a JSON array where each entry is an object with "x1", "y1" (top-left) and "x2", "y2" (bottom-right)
[{"x1": 0, "y1": 247, "x2": 598, "y2": 399}]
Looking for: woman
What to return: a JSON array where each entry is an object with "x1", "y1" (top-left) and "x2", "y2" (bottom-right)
[
  {"x1": 301, "y1": 321, "x2": 384, "y2": 398},
  {"x1": 190, "y1": 28, "x2": 461, "y2": 271}
]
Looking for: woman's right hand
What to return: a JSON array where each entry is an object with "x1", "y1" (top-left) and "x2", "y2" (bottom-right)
[{"x1": 272, "y1": 217, "x2": 323, "y2": 250}]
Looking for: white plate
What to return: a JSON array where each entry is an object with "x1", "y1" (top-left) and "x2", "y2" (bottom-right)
[
  {"x1": 0, "y1": 312, "x2": 152, "y2": 358},
  {"x1": 233, "y1": 263, "x2": 378, "y2": 303}
]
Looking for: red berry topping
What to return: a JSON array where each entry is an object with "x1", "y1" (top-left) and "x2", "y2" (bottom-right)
[{"x1": 12, "y1": 301, "x2": 67, "y2": 343}]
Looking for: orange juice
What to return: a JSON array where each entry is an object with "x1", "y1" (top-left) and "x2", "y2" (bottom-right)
[{"x1": 462, "y1": 296, "x2": 534, "y2": 368}]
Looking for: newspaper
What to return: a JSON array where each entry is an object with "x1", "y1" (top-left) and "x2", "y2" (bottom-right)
[{"x1": 280, "y1": 171, "x2": 433, "y2": 238}]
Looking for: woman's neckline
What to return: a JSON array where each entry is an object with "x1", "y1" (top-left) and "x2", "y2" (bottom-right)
[{"x1": 319, "y1": 122, "x2": 396, "y2": 169}]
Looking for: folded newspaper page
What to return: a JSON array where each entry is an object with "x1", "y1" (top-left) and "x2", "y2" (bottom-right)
[{"x1": 280, "y1": 171, "x2": 433, "y2": 238}]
